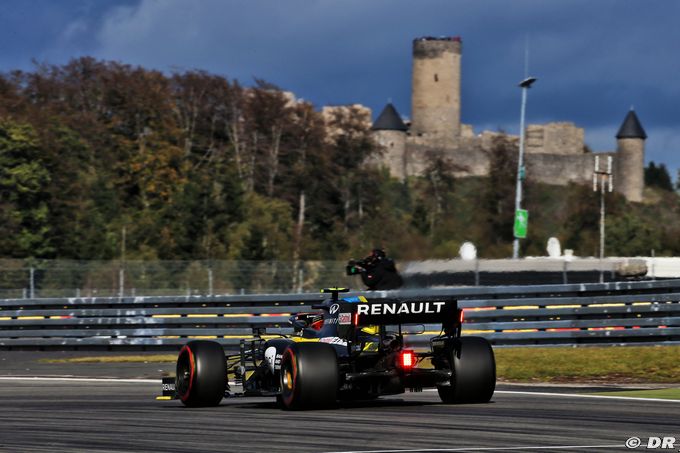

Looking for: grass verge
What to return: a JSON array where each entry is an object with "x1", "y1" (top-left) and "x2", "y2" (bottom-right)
[
  {"x1": 495, "y1": 345, "x2": 680, "y2": 383},
  {"x1": 40, "y1": 345, "x2": 680, "y2": 384},
  {"x1": 41, "y1": 354, "x2": 176, "y2": 364}
]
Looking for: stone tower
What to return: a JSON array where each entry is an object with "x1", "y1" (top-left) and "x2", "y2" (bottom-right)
[
  {"x1": 372, "y1": 103, "x2": 408, "y2": 179},
  {"x1": 615, "y1": 109, "x2": 646, "y2": 202},
  {"x1": 410, "y1": 37, "x2": 462, "y2": 146}
]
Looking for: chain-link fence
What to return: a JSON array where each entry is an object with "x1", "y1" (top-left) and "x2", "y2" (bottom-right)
[
  {"x1": 0, "y1": 257, "x2": 661, "y2": 299},
  {"x1": 0, "y1": 260, "x2": 356, "y2": 298}
]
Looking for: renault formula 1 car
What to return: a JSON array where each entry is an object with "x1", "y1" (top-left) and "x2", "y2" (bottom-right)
[{"x1": 160, "y1": 288, "x2": 495, "y2": 409}]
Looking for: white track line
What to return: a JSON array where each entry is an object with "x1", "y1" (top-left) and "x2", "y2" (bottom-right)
[
  {"x1": 0, "y1": 376, "x2": 245, "y2": 385},
  {"x1": 0, "y1": 376, "x2": 159, "y2": 383},
  {"x1": 324, "y1": 444, "x2": 623, "y2": 453},
  {"x1": 1, "y1": 377, "x2": 677, "y2": 404},
  {"x1": 420, "y1": 388, "x2": 680, "y2": 403},
  {"x1": 494, "y1": 389, "x2": 680, "y2": 403}
]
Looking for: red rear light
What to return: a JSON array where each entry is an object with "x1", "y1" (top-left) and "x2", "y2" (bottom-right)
[
  {"x1": 400, "y1": 350, "x2": 415, "y2": 368},
  {"x1": 459, "y1": 309, "x2": 465, "y2": 324},
  {"x1": 353, "y1": 312, "x2": 359, "y2": 326}
]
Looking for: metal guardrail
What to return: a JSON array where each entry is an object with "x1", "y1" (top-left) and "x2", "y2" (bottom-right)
[{"x1": 1, "y1": 279, "x2": 679, "y2": 350}]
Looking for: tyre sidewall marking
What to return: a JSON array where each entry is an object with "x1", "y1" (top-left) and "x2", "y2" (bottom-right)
[
  {"x1": 179, "y1": 345, "x2": 196, "y2": 402},
  {"x1": 281, "y1": 348, "x2": 297, "y2": 406}
]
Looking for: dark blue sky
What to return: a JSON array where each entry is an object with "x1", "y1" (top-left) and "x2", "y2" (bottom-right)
[{"x1": 1, "y1": 0, "x2": 679, "y2": 177}]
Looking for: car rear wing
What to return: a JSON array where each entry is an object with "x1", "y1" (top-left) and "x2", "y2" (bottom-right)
[{"x1": 340, "y1": 297, "x2": 460, "y2": 330}]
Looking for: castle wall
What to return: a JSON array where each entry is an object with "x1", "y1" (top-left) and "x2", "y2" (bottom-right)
[
  {"x1": 374, "y1": 130, "x2": 407, "y2": 180},
  {"x1": 410, "y1": 38, "x2": 461, "y2": 146},
  {"x1": 526, "y1": 122, "x2": 585, "y2": 155},
  {"x1": 405, "y1": 140, "x2": 489, "y2": 177},
  {"x1": 525, "y1": 152, "x2": 607, "y2": 186},
  {"x1": 615, "y1": 138, "x2": 644, "y2": 202}
]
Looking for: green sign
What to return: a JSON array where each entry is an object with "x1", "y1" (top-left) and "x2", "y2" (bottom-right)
[{"x1": 514, "y1": 209, "x2": 529, "y2": 239}]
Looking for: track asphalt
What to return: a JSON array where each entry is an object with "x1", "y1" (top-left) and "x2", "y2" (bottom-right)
[{"x1": 0, "y1": 352, "x2": 677, "y2": 453}]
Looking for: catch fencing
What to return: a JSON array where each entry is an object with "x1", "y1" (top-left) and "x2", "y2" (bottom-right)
[
  {"x1": 1, "y1": 279, "x2": 679, "y2": 350},
  {"x1": 0, "y1": 257, "x2": 660, "y2": 299}
]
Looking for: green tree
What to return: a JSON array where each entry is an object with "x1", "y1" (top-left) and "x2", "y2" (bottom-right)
[
  {"x1": 645, "y1": 162, "x2": 673, "y2": 191},
  {"x1": 607, "y1": 211, "x2": 660, "y2": 256},
  {"x1": 0, "y1": 119, "x2": 52, "y2": 257},
  {"x1": 482, "y1": 136, "x2": 518, "y2": 255}
]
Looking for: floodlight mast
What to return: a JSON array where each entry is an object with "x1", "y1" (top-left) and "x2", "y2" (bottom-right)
[
  {"x1": 593, "y1": 155, "x2": 613, "y2": 283},
  {"x1": 512, "y1": 76, "x2": 537, "y2": 259}
]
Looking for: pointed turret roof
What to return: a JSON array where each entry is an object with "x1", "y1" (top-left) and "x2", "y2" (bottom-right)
[
  {"x1": 616, "y1": 109, "x2": 647, "y2": 139},
  {"x1": 372, "y1": 103, "x2": 407, "y2": 131}
]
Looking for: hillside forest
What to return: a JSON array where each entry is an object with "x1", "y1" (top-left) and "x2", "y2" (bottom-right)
[{"x1": 1, "y1": 58, "x2": 680, "y2": 263}]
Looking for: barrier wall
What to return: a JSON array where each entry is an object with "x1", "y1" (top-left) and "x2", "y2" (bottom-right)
[{"x1": 1, "y1": 280, "x2": 679, "y2": 350}]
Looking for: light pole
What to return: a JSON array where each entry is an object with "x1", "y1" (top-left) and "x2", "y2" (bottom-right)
[{"x1": 512, "y1": 76, "x2": 537, "y2": 259}]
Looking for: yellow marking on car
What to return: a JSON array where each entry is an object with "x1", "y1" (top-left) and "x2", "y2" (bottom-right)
[
  {"x1": 503, "y1": 329, "x2": 539, "y2": 333},
  {"x1": 290, "y1": 337, "x2": 321, "y2": 343},
  {"x1": 152, "y1": 315, "x2": 181, "y2": 318},
  {"x1": 462, "y1": 330, "x2": 495, "y2": 334},
  {"x1": 632, "y1": 302, "x2": 651, "y2": 306},
  {"x1": 17, "y1": 316, "x2": 44, "y2": 320},
  {"x1": 358, "y1": 296, "x2": 368, "y2": 302},
  {"x1": 546, "y1": 305, "x2": 581, "y2": 309},
  {"x1": 187, "y1": 314, "x2": 217, "y2": 318},
  {"x1": 596, "y1": 303, "x2": 626, "y2": 307},
  {"x1": 0, "y1": 317, "x2": 11, "y2": 321},
  {"x1": 188, "y1": 336, "x2": 217, "y2": 339},
  {"x1": 156, "y1": 396, "x2": 172, "y2": 400},
  {"x1": 503, "y1": 306, "x2": 539, "y2": 310}
]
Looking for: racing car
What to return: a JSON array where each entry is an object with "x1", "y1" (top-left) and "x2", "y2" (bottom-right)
[{"x1": 160, "y1": 288, "x2": 495, "y2": 409}]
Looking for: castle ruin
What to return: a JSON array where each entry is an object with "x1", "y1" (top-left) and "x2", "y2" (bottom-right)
[{"x1": 371, "y1": 36, "x2": 647, "y2": 202}]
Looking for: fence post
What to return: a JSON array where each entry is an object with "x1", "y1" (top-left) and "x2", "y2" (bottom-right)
[
  {"x1": 297, "y1": 266, "x2": 304, "y2": 293},
  {"x1": 29, "y1": 267, "x2": 35, "y2": 299},
  {"x1": 208, "y1": 267, "x2": 214, "y2": 296},
  {"x1": 118, "y1": 266, "x2": 125, "y2": 298}
]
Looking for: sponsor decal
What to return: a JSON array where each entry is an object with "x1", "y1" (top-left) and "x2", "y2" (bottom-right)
[
  {"x1": 264, "y1": 347, "x2": 278, "y2": 372},
  {"x1": 329, "y1": 304, "x2": 340, "y2": 314},
  {"x1": 325, "y1": 317, "x2": 339, "y2": 324},
  {"x1": 342, "y1": 296, "x2": 367, "y2": 303},
  {"x1": 319, "y1": 337, "x2": 348, "y2": 346},
  {"x1": 356, "y1": 301, "x2": 446, "y2": 316},
  {"x1": 162, "y1": 383, "x2": 175, "y2": 391},
  {"x1": 338, "y1": 313, "x2": 352, "y2": 325}
]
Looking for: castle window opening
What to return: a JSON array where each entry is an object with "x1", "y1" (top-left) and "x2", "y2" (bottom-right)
[{"x1": 434, "y1": 73, "x2": 439, "y2": 82}]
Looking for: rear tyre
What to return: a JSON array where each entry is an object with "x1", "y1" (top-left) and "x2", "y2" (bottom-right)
[
  {"x1": 437, "y1": 337, "x2": 495, "y2": 404},
  {"x1": 176, "y1": 340, "x2": 227, "y2": 407},
  {"x1": 279, "y1": 342, "x2": 338, "y2": 410}
]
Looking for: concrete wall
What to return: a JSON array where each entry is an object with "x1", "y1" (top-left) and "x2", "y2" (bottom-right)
[{"x1": 410, "y1": 38, "x2": 461, "y2": 145}]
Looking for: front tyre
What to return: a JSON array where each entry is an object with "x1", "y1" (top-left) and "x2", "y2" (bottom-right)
[
  {"x1": 279, "y1": 342, "x2": 338, "y2": 410},
  {"x1": 437, "y1": 336, "x2": 496, "y2": 404},
  {"x1": 176, "y1": 340, "x2": 227, "y2": 407}
]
